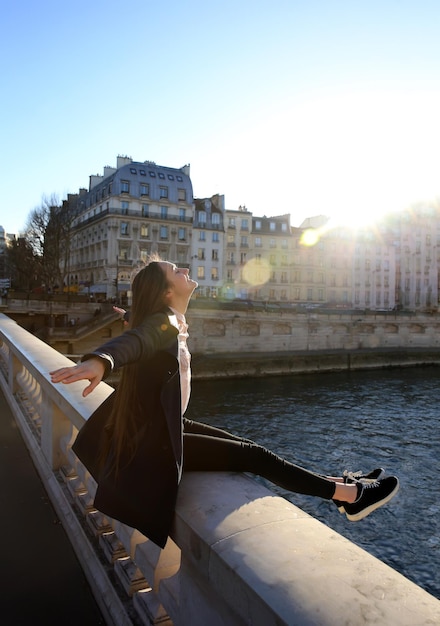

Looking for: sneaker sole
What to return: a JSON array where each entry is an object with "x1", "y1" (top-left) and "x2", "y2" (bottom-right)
[{"x1": 345, "y1": 480, "x2": 399, "y2": 522}]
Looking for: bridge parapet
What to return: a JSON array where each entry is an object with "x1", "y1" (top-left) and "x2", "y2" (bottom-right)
[{"x1": 1, "y1": 313, "x2": 439, "y2": 626}]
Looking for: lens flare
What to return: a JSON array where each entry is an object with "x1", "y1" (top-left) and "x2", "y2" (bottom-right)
[
  {"x1": 242, "y1": 258, "x2": 271, "y2": 286},
  {"x1": 300, "y1": 229, "x2": 320, "y2": 247}
]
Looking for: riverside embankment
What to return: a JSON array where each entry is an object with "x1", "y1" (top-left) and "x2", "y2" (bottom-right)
[{"x1": 186, "y1": 306, "x2": 440, "y2": 378}]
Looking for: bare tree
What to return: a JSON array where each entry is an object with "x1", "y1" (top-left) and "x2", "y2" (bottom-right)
[
  {"x1": 24, "y1": 194, "x2": 73, "y2": 293},
  {"x1": 5, "y1": 236, "x2": 42, "y2": 292}
]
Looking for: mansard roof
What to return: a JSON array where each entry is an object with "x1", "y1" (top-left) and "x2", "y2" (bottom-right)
[{"x1": 85, "y1": 161, "x2": 193, "y2": 209}]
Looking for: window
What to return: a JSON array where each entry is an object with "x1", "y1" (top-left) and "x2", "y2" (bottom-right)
[
  {"x1": 149, "y1": 171, "x2": 156, "y2": 177},
  {"x1": 130, "y1": 168, "x2": 137, "y2": 175},
  {"x1": 159, "y1": 186, "x2": 168, "y2": 199},
  {"x1": 140, "y1": 224, "x2": 149, "y2": 237},
  {"x1": 212, "y1": 249, "x2": 219, "y2": 261},
  {"x1": 178, "y1": 227, "x2": 186, "y2": 241},
  {"x1": 255, "y1": 220, "x2": 261, "y2": 230},
  {"x1": 212, "y1": 213, "x2": 220, "y2": 227},
  {"x1": 139, "y1": 169, "x2": 146, "y2": 176},
  {"x1": 281, "y1": 223, "x2": 287, "y2": 232},
  {"x1": 212, "y1": 232, "x2": 219, "y2": 242},
  {"x1": 199, "y1": 231, "x2": 206, "y2": 241},
  {"x1": 161, "y1": 206, "x2": 168, "y2": 219},
  {"x1": 270, "y1": 238, "x2": 276, "y2": 248},
  {"x1": 140, "y1": 184, "x2": 149, "y2": 196},
  {"x1": 255, "y1": 237, "x2": 262, "y2": 247},
  {"x1": 158, "y1": 172, "x2": 165, "y2": 179},
  {"x1": 121, "y1": 201, "x2": 129, "y2": 214},
  {"x1": 142, "y1": 204, "x2": 149, "y2": 217},
  {"x1": 241, "y1": 219, "x2": 248, "y2": 230},
  {"x1": 160, "y1": 225, "x2": 168, "y2": 239},
  {"x1": 120, "y1": 222, "x2": 129, "y2": 235},
  {"x1": 198, "y1": 248, "x2": 205, "y2": 260},
  {"x1": 270, "y1": 221, "x2": 276, "y2": 231},
  {"x1": 241, "y1": 236, "x2": 248, "y2": 246},
  {"x1": 197, "y1": 266, "x2": 205, "y2": 280},
  {"x1": 178, "y1": 189, "x2": 186, "y2": 201},
  {"x1": 240, "y1": 252, "x2": 247, "y2": 264},
  {"x1": 179, "y1": 208, "x2": 186, "y2": 221},
  {"x1": 211, "y1": 267, "x2": 219, "y2": 280},
  {"x1": 168, "y1": 174, "x2": 174, "y2": 181},
  {"x1": 198, "y1": 211, "x2": 206, "y2": 224},
  {"x1": 121, "y1": 180, "x2": 130, "y2": 193},
  {"x1": 228, "y1": 217, "x2": 235, "y2": 228},
  {"x1": 176, "y1": 175, "x2": 183, "y2": 182}
]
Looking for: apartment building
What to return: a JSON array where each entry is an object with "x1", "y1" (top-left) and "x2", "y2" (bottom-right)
[
  {"x1": 388, "y1": 205, "x2": 440, "y2": 311},
  {"x1": 351, "y1": 226, "x2": 396, "y2": 310},
  {"x1": 192, "y1": 195, "x2": 225, "y2": 298},
  {"x1": 67, "y1": 156, "x2": 193, "y2": 299},
  {"x1": 250, "y1": 213, "x2": 291, "y2": 301},
  {"x1": 222, "y1": 208, "x2": 291, "y2": 300}
]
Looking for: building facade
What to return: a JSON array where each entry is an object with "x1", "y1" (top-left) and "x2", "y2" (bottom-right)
[
  {"x1": 67, "y1": 156, "x2": 193, "y2": 300},
  {"x1": 55, "y1": 156, "x2": 440, "y2": 312},
  {"x1": 192, "y1": 195, "x2": 225, "y2": 298}
]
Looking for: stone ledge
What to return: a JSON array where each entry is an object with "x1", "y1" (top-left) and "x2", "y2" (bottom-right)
[{"x1": 169, "y1": 472, "x2": 440, "y2": 626}]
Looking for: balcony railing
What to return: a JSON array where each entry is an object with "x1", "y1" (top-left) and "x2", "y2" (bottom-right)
[{"x1": 0, "y1": 314, "x2": 438, "y2": 626}]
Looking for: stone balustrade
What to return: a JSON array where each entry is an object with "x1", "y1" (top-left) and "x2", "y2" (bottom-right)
[{"x1": 1, "y1": 312, "x2": 439, "y2": 626}]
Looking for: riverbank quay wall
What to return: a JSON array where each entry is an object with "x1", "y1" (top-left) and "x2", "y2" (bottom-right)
[
  {"x1": 186, "y1": 308, "x2": 440, "y2": 379},
  {"x1": 1, "y1": 313, "x2": 439, "y2": 626}
]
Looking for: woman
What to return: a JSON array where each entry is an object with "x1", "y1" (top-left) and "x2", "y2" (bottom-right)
[{"x1": 50, "y1": 258, "x2": 399, "y2": 548}]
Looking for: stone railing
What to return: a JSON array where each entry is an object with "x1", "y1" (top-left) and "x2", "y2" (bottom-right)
[{"x1": 1, "y1": 312, "x2": 439, "y2": 626}]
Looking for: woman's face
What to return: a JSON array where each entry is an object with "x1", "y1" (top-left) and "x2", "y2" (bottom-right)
[{"x1": 159, "y1": 262, "x2": 198, "y2": 304}]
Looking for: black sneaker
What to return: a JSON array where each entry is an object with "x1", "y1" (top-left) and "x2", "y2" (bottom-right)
[
  {"x1": 334, "y1": 468, "x2": 386, "y2": 513},
  {"x1": 344, "y1": 476, "x2": 399, "y2": 522}
]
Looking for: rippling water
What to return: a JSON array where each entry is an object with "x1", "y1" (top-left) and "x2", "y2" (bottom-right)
[{"x1": 185, "y1": 366, "x2": 440, "y2": 600}]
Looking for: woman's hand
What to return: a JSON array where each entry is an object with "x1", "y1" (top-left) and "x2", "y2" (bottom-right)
[
  {"x1": 113, "y1": 305, "x2": 129, "y2": 326},
  {"x1": 50, "y1": 358, "x2": 106, "y2": 397}
]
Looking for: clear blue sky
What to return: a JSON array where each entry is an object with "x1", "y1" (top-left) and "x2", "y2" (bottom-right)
[{"x1": 2, "y1": 0, "x2": 440, "y2": 234}]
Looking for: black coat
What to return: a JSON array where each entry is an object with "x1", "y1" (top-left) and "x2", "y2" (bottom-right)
[{"x1": 72, "y1": 311, "x2": 182, "y2": 548}]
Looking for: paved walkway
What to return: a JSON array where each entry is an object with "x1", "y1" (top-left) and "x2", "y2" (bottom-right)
[{"x1": 0, "y1": 389, "x2": 105, "y2": 625}]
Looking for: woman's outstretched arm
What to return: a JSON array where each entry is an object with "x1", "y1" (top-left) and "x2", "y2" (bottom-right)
[{"x1": 50, "y1": 357, "x2": 106, "y2": 397}]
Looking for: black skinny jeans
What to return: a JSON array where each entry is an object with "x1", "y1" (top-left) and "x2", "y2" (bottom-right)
[{"x1": 182, "y1": 418, "x2": 336, "y2": 500}]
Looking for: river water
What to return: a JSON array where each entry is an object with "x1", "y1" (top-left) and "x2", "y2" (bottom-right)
[{"x1": 185, "y1": 366, "x2": 440, "y2": 600}]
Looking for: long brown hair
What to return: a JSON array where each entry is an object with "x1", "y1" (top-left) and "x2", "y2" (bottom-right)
[{"x1": 102, "y1": 257, "x2": 170, "y2": 474}]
